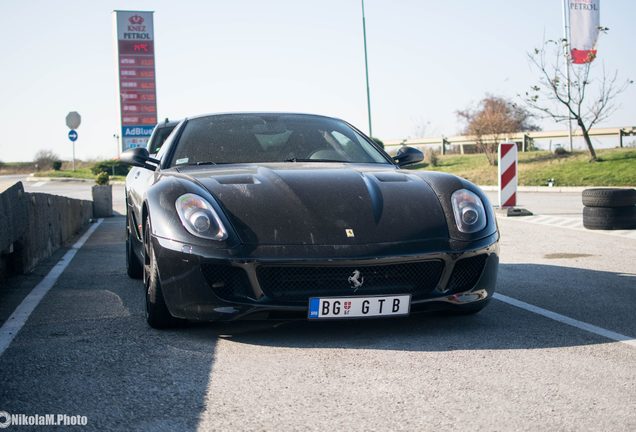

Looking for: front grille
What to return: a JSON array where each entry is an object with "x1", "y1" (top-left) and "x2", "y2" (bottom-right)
[
  {"x1": 201, "y1": 264, "x2": 254, "y2": 302},
  {"x1": 446, "y1": 254, "x2": 488, "y2": 293},
  {"x1": 257, "y1": 260, "x2": 444, "y2": 304}
]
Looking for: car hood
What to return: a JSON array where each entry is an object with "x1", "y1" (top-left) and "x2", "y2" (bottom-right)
[{"x1": 180, "y1": 163, "x2": 449, "y2": 245}]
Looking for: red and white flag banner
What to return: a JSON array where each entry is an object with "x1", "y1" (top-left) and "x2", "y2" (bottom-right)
[{"x1": 569, "y1": 0, "x2": 600, "y2": 64}]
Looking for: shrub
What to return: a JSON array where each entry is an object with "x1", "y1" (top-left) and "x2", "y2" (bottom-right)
[
  {"x1": 91, "y1": 159, "x2": 130, "y2": 176},
  {"x1": 52, "y1": 160, "x2": 63, "y2": 171},
  {"x1": 525, "y1": 136, "x2": 539, "y2": 151},
  {"x1": 33, "y1": 150, "x2": 60, "y2": 170},
  {"x1": 554, "y1": 147, "x2": 568, "y2": 156},
  {"x1": 424, "y1": 148, "x2": 439, "y2": 166},
  {"x1": 95, "y1": 171, "x2": 110, "y2": 185}
]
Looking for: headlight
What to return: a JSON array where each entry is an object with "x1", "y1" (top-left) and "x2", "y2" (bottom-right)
[
  {"x1": 451, "y1": 189, "x2": 487, "y2": 233},
  {"x1": 175, "y1": 193, "x2": 228, "y2": 240}
]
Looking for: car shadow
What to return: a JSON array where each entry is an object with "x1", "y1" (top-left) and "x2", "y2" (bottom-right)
[
  {"x1": 0, "y1": 217, "x2": 218, "y2": 431},
  {"x1": 183, "y1": 263, "x2": 635, "y2": 352}
]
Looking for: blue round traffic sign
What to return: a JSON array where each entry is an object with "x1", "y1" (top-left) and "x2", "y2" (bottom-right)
[{"x1": 68, "y1": 129, "x2": 78, "y2": 142}]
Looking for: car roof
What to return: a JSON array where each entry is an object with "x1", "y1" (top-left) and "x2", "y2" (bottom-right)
[{"x1": 183, "y1": 112, "x2": 345, "y2": 123}]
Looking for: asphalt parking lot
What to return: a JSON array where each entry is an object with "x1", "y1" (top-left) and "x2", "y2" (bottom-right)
[{"x1": 0, "y1": 178, "x2": 634, "y2": 431}]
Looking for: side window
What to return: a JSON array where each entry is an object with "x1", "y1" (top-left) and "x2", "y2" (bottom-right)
[
  {"x1": 145, "y1": 127, "x2": 159, "y2": 153},
  {"x1": 149, "y1": 127, "x2": 175, "y2": 154},
  {"x1": 157, "y1": 121, "x2": 185, "y2": 167}
]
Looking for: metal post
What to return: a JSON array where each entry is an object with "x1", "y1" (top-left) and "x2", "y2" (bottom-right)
[
  {"x1": 619, "y1": 129, "x2": 624, "y2": 148},
  {"x1": 72, "y1": 141, "x2": 76, "y2": 171},
  {"x1": 113, "y1": 134, "x2": 120, "y2": 158},
  {"x1": 562, "y1": 0, "x2": 574, "y2": 152},
  {"x1": 361, "y1": 0, "x2": 372, "y2": 137}
]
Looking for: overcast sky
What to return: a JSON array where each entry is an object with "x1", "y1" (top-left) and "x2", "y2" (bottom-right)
[{"x1": 0, "y1": 0, "x2": 633, "y2": 162}]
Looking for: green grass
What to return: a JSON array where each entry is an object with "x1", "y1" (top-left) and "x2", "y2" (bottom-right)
[
  {"x1": 16, "y1": 148, "x2": 636, "y2": 186},
  {"x1": 35, "y1": 168, "x2": 126, "y2": 183},
  {"x1": 412, "y1": 148, "x2": 636, "y2": 186}
]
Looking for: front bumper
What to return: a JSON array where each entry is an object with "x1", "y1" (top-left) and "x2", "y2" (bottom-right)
[{"x1": 153, "y1": 234, "x2": 499, "y2": 321}]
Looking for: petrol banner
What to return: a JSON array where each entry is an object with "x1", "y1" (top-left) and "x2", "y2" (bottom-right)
[
  {"x1": 569, "y1": 0, "x2": 600, "y2": 64},
  {"x1": 113, "y1": 11, "x2": 158, "y2": 151}
]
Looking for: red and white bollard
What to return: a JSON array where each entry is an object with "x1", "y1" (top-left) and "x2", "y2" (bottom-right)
[{"x1": 498, "y1": 142, "x2": 517, "y2": 208}]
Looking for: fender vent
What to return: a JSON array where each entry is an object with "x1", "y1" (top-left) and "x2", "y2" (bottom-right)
[{"x1": 201, "y1": 264, "x2": 254, "y2": 301}]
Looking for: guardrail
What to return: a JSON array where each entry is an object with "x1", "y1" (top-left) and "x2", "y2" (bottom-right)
[
  {"x1": 384, "y1": 126, "x2": 636, "y2": 154},
  {"x1": 0, "y1": 182, "x2": 92, "y2": 280}
]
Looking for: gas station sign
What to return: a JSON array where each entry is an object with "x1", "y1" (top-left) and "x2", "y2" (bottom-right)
[{"x1": 113, "y1": 10, "x2": 157, "y2": 151}]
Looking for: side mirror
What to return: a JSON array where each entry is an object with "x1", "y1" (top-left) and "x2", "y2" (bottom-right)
[
  {"x1": 393, "y1": 146, "x2": 424, "y2": 167},
  {"x1": 120, "y1": 148, "x2": 159, "y2": 170}
]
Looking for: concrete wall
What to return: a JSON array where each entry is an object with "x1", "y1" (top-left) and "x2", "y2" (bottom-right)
[{"x1": 0, "y1": 182, "x2": 92, "y2": 280}]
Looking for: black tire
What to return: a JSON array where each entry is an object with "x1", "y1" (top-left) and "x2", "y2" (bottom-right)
[
  {"x1": 126, "y1": 217, "x2": 143, "y2": 279},
  {"x1": 583, "y1": 206, "x2": 636, "y2": 230},
  {"x1": 143, "y1": 219, "x2": 182, "y2": 329},
  {"x1": 582, "y1": 188, "x2": 636, "y2": 208}
]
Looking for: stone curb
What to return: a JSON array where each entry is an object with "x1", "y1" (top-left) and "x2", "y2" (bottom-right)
[{"x1": 25, "y1": 176, "x2": 125, "y2": 185}]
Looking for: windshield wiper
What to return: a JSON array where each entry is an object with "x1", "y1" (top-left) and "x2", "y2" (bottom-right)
[
  {"x1": 284, "y1": 158, "x2": 348, "y2": 163},
  {"x1": 184, "y1": 161, "x2": 234, "y2": 166}
]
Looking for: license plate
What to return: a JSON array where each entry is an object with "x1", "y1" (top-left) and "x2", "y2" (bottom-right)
[{"x1": 308, "y1": 295, "x2": 411, "y2": 320}]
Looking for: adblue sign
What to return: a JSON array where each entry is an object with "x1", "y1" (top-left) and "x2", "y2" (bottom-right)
[
  {"x1": 113, "y1": 10, "x2": 158, "y2": 150},
  {"x1": 123, "y1": 126, "x2": 154, "y2": 136}
]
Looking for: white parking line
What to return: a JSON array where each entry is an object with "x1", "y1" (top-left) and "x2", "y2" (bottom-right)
[
  {"x1": 0, "y1": 219, "x2": 103, "y2": 357},
  {"x1": 501, "y1": 214, "x2": 636, "y2": 240},
  {"x1": 30, "y1": 181, "x2": 46, "y2": 187},
  {"x1": 494, "y1": 293, "x2": 636, "y2": 348}
]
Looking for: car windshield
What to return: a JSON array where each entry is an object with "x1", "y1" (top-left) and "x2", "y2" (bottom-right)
[{"x1": 169, "y1": 114, "x2": 389, "y2": 166}]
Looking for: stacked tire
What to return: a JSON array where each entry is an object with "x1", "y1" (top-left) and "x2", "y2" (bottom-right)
[{"x1": 582, "y1": 188, "x2": 636, "y2": 230}]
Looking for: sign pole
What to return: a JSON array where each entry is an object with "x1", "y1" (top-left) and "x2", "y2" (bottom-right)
[
  {"x1": 113, "y1": 134, "x2": 120, "y2": 158},
  {"x1": 562, "y1": 0, "x2": 574, "y2": 152},
  {"x1": 361, "y1": 0, "x2": 372, "y2": 138},
  {"x1": 72, "y1": 141, "x2": 76, "y2": 171}
]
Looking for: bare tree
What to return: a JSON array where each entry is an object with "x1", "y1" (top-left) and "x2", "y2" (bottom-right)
[
  {"x1": 412, "y1": 117, "x2": 432, "y2": 138},
  {"x1": 457, "y1": 95, "x2": 539, "y2": 165},
  {"x1": 33, "y1": 150, "x2": 60, "y2": 170},
  {"x1": 523, "y1": 39, "x2": 631, "y2": 162}
]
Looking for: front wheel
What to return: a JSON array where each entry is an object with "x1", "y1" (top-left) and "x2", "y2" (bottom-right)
[{"x1": 143, "y1": 218, "x2": 183, "y2": 329}]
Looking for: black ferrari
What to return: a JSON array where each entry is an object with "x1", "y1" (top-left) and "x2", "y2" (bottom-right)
[{"x1": 121, "y1": 113, "x2": 499, "y2": 328}]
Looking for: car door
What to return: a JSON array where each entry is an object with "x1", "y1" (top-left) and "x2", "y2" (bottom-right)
[{"x1": 128, "y1": 120, "x2": 185, "y2": 237}]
